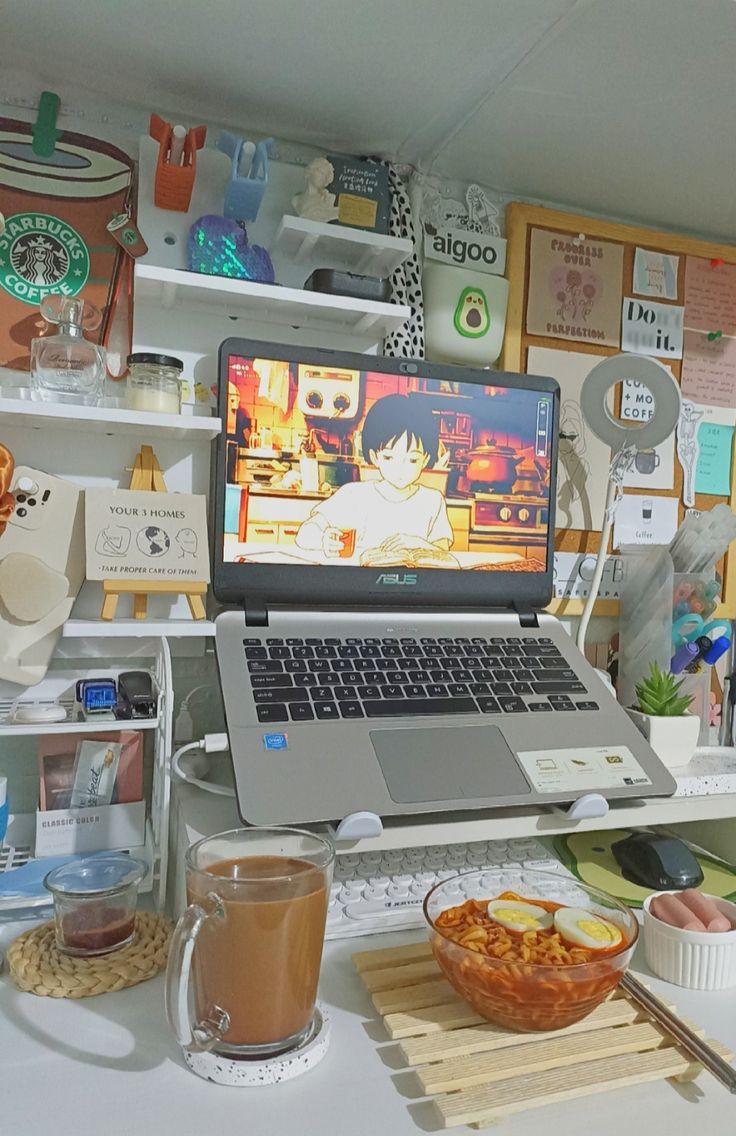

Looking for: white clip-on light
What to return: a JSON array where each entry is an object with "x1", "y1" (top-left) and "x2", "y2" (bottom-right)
[{"x1": 576, "y1": 354, "x2": 681, "y2": 656}]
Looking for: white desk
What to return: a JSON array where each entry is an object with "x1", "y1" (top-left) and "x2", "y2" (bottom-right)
[{"x1": 1, "y1": 919, "x2": 734, "y2": 1136}]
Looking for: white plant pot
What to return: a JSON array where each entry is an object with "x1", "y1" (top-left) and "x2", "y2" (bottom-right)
[{"x1": 625, "y1": 709, "x2": 700, "y2": 770}]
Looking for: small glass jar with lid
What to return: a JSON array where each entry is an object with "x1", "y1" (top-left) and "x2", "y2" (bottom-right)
[
  {"x1": 44, "y1": 854, "x2": 148, "y2": 957},
  {"x1": 126, "y1": 353, "x2": 184, "y2": 414}
]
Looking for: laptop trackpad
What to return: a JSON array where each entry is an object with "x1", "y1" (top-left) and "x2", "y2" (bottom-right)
[{"x1": 370, "y1": 725, "x2": 531, "y2": 803}]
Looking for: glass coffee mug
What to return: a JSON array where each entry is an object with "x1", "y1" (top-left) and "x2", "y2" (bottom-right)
[{"x1": 166, "y1": 827, "x2": 334, "y2": 1059}]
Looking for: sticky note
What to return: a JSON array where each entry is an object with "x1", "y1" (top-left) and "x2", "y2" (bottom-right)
[{"x1": 695, "y1": 422, "x2": 734, "y2": 496}]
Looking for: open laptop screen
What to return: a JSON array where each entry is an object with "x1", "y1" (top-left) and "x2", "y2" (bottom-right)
[{"x1": 214, "y1": 340, "x2": 559, "y2": 610}]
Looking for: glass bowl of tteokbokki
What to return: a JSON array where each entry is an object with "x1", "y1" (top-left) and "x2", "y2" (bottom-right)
[{"x1": 424, "y1": 869, "x2": 638, "y2": 1032}]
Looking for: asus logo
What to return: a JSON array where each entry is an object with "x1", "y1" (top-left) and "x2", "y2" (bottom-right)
[{"x1": 375, "y1": 573, "x2": 418, "y2": 586}]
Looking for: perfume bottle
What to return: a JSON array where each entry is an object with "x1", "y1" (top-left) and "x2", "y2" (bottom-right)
[{"x1": 30, "y1": 295, "x2": 105, "y2": 406}]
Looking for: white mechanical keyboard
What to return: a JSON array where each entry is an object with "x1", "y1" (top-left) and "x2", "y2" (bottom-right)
[{"x1": 326, "y1": 836, "x2": 572, "y2": 939}]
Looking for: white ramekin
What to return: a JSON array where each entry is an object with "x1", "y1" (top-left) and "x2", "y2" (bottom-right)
[{"x1": 642, "y1": 892, "x2": 736, "y2": 990}]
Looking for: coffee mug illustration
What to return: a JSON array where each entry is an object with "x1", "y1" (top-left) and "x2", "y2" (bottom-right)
[
  {"x1": 634, "y1": 450, "x2": 660, "y2": 475},
  {"x1": 641, "y1": 498, "x2": 654, "y2": 522}
]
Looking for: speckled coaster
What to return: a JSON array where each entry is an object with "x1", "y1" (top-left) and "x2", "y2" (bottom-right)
[
  {"x1": 7, "y1": 911, "x2": 172, "y2": 997},
  {"x1": 183, "y1": 1005, "x2": 331, "y2": 1086}
]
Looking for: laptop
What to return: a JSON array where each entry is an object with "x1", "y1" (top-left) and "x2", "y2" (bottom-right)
[{"x1": 213, "y1": 338, "x2": 676, "y2": 826}]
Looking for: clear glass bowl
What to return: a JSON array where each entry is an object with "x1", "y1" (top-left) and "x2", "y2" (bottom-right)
[
  {"x1": 423, "y1": 868, "x2": 638, "y2": 1032},
  {"x1": 44, "y1": 854, "x2": 148, "y2": 957}
]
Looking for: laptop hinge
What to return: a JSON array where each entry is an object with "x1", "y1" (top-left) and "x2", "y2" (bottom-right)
[
  {"x1": 244, "y1": 600, "x2": 269, "y2": 627},
  {"x1": 513, "y1": 603, "x2": 539, "y2": 629}
]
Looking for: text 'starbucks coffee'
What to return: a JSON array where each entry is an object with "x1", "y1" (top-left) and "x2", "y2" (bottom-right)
[{"x1": 0, "y1": 120, "x2": 133, "y2": 371}]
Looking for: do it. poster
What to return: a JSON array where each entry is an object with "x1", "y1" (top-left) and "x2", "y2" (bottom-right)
[{"x1": 526, "y1": 229, "x2": 624, "y2": 348}]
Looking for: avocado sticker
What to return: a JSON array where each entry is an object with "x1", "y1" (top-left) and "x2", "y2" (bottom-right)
[{"x1": 453, "y1": 286, "x2": 490, "y2": 339}]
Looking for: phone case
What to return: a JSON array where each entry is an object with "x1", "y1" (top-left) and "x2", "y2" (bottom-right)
[{"x1": 0, "y1": 467, "x2": 85, "y2": 685}]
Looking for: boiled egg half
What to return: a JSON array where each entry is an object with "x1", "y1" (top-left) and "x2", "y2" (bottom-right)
[
  {"x1": 487, "y1": 900, "x2": 553, "y2": 933},
  {"x1": 553, "y1": 907, "x2": 623, "y2": 950}
]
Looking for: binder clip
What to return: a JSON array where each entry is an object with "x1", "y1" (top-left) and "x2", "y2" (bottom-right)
[
  {"x1": 149, "y1": 114, "x2": 207, "y2": 213},
  {"x1": 217, "y1": 132, "x2": 273, "y2": 222}
]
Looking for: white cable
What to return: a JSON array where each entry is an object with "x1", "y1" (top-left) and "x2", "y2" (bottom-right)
[
  {"x1": 174, "y1": 684, "x2": 214, "y2": 744},
  {"x1": 171, "y1": 738, "x2": 235, "y2": 797},
  {"x1": 576, "y1": 477, "x2": 618, "y2": 656},
  {"x1": 576, "y1": 442, "x2": 637, "y2": 657}
]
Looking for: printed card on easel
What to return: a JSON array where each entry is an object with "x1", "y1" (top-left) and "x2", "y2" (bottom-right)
[{"x1": 85, "y1": 489, "x2": 210, "y2": 583}]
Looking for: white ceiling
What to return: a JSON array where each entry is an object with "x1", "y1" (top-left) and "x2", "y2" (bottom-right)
[{"x1": 5, "y1": 0, "x2": 736, "y2": 238}]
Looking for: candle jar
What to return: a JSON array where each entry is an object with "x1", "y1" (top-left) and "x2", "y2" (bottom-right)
[
  {"x1": 44, "y1": 854, "x2": 148, "y2": 957},
  {"x1": 126, "y1": 353, "x2": 184, "y2": 414}
]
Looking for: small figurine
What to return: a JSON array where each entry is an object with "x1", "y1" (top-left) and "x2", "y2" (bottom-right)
[{"x1": 292, "y1": 158, "x2": 340, "y2": 223}]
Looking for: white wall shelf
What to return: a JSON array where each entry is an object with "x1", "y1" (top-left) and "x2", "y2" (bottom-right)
[
  {"x1": 0, "y1": 667, "x2": 162, "y2": 737},
  {"x1": 134, "y1": 263, "x2": 410, "y2": 343},
  {"x1": 0, "y1": 382, "x2": 222, "y2": 441},
  {"x1": 271, "y1": 215, "x2": 413, "y2": 277},
  {"x1": 62, "y1": 619, "x2": 217, "y2": 639},
  {"x1": 0, "y1": 715, "x2": 159, "y2": 738}
]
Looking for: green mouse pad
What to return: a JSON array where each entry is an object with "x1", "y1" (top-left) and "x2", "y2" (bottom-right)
[{"x1": 553, "y1": 828, "x2": 736, "y2": 908}]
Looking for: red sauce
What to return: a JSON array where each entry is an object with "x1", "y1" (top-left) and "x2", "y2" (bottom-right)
[
  {"x1": 432, "y1": 892, "x2": 634, "y2": 1032},
  {"x1": 60, "y1": 906, "x2": 136, "y2": 953}
]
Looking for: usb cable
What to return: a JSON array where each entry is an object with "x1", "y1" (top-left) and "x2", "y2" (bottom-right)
[{"x1": 171, "y1": 735, "x2": 235, "y2": 797}]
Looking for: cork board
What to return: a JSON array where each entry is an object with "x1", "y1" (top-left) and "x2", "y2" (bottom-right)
[{"x1": 501, "y1": 202, "x2": 736, "y2": 618}]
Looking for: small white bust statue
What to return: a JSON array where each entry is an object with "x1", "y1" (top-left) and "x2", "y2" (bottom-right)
[{"x1": 292, "y1": 157, "x2": 340, "y2": 223}]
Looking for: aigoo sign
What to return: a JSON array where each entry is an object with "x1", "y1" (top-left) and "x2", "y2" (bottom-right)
[{"x1": 424, "y1": 226, "x2": 507, "y2": 276}]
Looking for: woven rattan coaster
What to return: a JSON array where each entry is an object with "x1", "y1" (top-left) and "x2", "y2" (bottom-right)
[{"x1": 7, "y1": 911, "x2": 173, "y2": 998}]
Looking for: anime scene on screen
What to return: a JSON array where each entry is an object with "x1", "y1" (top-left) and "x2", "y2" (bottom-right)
[{"x1": 223, "y1": 355, "x2": 553, "y2": 572}]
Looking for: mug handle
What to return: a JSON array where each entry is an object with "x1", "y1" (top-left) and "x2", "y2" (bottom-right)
[{"x1": 165, "y1": 892, "x2": 230, "y2": 1051}]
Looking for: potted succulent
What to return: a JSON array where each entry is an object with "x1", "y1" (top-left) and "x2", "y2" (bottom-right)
[{"x1": 626, "y1": 662, "x2": 700, "y2": 770}]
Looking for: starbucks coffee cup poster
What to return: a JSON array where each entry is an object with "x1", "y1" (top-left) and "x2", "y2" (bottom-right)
[
  {"x1": 526, "y1": 228, "x2": 624, "y2": 348},
  {"x1": 85, "y1": 490, "x2": 211, "y2": 583},
  {"x1": 0, "y1": 119, "x2": 132, "y2": 370}
]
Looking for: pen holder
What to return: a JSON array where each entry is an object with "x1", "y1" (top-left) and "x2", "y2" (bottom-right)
[
  {"x1": 617, "y1": 546, "x2": 673, "y2": 709},
  {"x1": 671, "y1": 572, "x2": 726, "y2": 649},
  {"x1": 218, "y1": 132, "x2": 272, "y2": 222},
  {"x1": 149, "y1": 114, "x2": 207, "y2": 213}
]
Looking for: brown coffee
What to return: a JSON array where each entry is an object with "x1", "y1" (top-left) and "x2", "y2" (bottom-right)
[{"x1": 188, "y1": 855, "x2": 329, "y2": 1050}]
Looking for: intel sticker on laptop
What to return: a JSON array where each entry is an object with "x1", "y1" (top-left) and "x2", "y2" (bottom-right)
[{"x1": 263, "y1": 733, "x2": 288, "y2": 751}]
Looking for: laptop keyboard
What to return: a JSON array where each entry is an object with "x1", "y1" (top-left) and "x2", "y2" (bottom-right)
[{"x1": 244, "y1": 634, "x2": 597, "y2": 724}]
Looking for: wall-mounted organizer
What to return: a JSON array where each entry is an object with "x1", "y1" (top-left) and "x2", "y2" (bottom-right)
[
  {"x1": 502, "y1": 202, "x2": 736, "y2": 619},
  {"x1": 134, "y1": 138, "x2": 412, "y2": 353},
  {"x1": 0, "y1": 637, "x2": 173, "y2": 915}
]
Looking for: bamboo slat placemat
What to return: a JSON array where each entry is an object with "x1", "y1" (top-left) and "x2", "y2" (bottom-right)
[{"x1": 353, "y1": 939, "x2": 733, "y2": 1129}]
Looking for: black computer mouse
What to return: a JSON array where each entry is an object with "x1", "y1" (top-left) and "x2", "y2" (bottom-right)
[{"x1": 611, "y1": 832, "x2": 704, "y2": 891}]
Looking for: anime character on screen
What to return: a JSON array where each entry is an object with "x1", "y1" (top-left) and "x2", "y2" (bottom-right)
[{"x1": 296, "y1": 394, "x2": 453, "y2": 561}]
